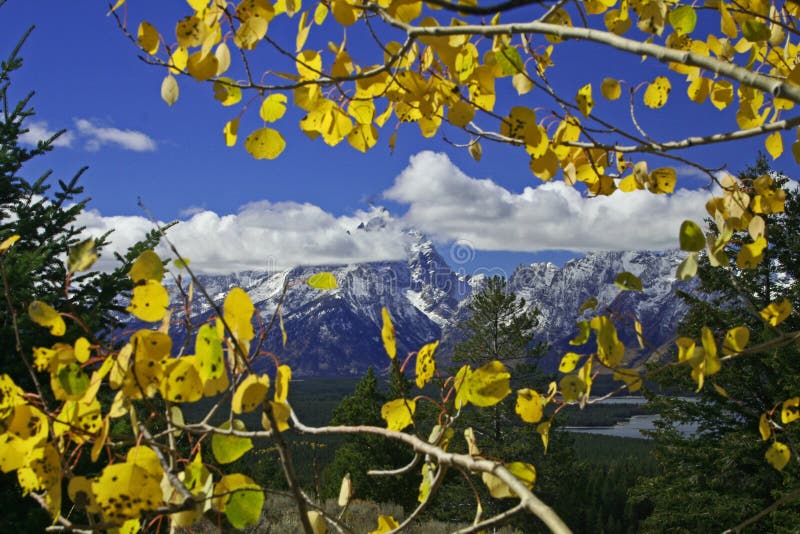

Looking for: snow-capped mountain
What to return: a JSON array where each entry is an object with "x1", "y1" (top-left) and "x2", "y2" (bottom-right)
[{"x1": 166, "y1": 227, "x2": 692, "y2": 376}]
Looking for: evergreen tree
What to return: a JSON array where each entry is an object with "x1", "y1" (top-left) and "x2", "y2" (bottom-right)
[
  {"x1": 452, "y1": 275, "x2": 547, "y2": 444},
  {"x1": 0, "y1": 23, "x2": 162, "y2": 529},
  {"x1": 322, "y1": 368, "x2": 418, "y2": 509},
  {"x1": 631, "y1": 156, "x2": 800, "y2": 532}
]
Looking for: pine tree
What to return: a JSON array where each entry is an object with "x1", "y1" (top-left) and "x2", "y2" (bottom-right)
[
  {"x1": 0, "y1": 23, "x2": 162, "y2": 529},
  {"x1": 631, "y1": 156, "x2": 800, "y2": 532}
]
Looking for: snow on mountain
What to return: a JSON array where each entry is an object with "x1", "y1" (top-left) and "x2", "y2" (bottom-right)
[{"x1": 165, "y1": 224, "x2": 693, "y2": 376}]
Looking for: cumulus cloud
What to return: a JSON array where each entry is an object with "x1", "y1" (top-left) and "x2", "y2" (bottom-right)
[
  {"x1": 384, "y1": 151, "x2": 710, "y2": 252},
  {"x1": 76, "y1": 202, "x2": 409, "y2": 273},
  {"x1": 18, "y1": 121, "x2": 74, "y2": 148},
  {"x1": 75, "y1": 119, "x2": 157, "y2": 152}
]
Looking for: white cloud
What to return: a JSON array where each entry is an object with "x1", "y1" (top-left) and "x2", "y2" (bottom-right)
[
  {"x1": 384, "y1": 151, "x2": 710, "y2": 252},
  {"x1": 76, "y1": 203, "x2": 409, "y2": 274},
  {"x1": 75, "y1": 119, "x2": 157, "y2": 152},
  {"x1": 18, "y1": 121, "x2": 74, "y2": 148}
]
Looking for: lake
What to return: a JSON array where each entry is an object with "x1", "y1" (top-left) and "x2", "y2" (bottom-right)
[{"x1": 564, "y1": 396, "x2": 698, "y2": 439}]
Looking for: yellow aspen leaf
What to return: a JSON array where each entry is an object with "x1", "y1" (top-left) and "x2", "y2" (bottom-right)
[
  {"x1": 381, "y1": 307, "x2": 396, "y2": 359},
  {"x1": 169, "y1": 46, "x2": 188, "y2": 74},
  {"x1": 369, "y1": 515, "x2": 400, "y2": 534},
  {"x1": 615, "y1": 271, "x2": 643, "y2": 291},
  {"x1": 244, "y1": 127, "x2": 286, "y2": 159},
  {"x1": 234, "y1": 16, "x2": 268, "y2": 49},
  {"x1": 765, "y1": 131, "x2": 783, "y2": 159},
  {"x1": 418, "y1": 114, "x2": 442, "y2": 138},
  {"x1": 275, "y1": 0, "x2": 302, "y2": 16},
  {"x1": 643, "y1": 76, "x2": 671, "y2": 109},
  {"x1": 187, "y1": 0, "x2": 208, "y2": 10},
  {"x1": 296, "y1": 50, "x2": 322, "y2": 80},
  {"x1": 501, "y1": 106, "x2": 535, "y2": 140},
  {"x1": 260, "y1": 93, "x2": 288, "y2": 123},
  {"x1": 67, "y1": 237, "x2": 97, "y2": 273},
  {"x1": 348, "y1": 124, "x2": 379, "y2": 153},
  {"x1": 232, "y1": 374, "x2": 270, "y2": 413},
  {"x1": 92, "y1": 463, "x2": 162, "y2": 523},
  {"x1": 137, "y1": 21, "x2": 160, "y2": 55},
  {"x1": 314, "y1": 2, "x2": 328, "y2": 24},
  {"x1": 712, "y1": 382, "x2": 729, "y2": 398},
  {"x1": 68, "y1": 476, "x2": 100, "y2": 513},
  {"x1": 736, "y1": 236, "x2": 767, "y2": 269},
  {"x1": 176, "y1": 15, "x2": 207, "y2": 48},
  {"x1": 236, "y1": 0, "x2": 275, "y2": 29},
  {"x1": 614, "y1": 368, "x2": 643, "y2": 392},
  {"x1": 560, "y1": 374, "x2": 587, "y2": 402},
  {"x1": 722, "y1": 326, "x2": 749, "y2": 354},
  {"x1": 126, "y1": 445, "x2": 163, "y2": 480},
  {"x1": 447, "y1": 101, "x2": 474, "y2": 128},
  {"x1": 196, "y1": 323, "x2": 224, "y2": 382},
  {"x1": 687, "y1": 76, "x2": 711, "y2": 104},
  {"x1": 781, "y1": 397, "x2": 800, "y2": 424},
  {"x1": 338, "y1": 473, "x2": 352, "y2": 507},
  {"x1": 213, "y1": 473, "x2": 263, "y2": 529},
  {"x1": 710, "y1": 80, "x2": 734, "y2": 110},
  {"x1": 760, "y1": 298, "x2": 792, "y2": 326},
  {"x1": 127, "y1": 280, "x2": 169, "y2": 322},
  {"x1": 17, "y1": 443, "x2": 61, "y2": 518},
  {"x1": 161, "y1": 74, "x2": 179, "y2": 106},
  {"x1": 559, "y1": 352, "x2": 582, "y2": 373},
  {"x1": 605, "y1": 7, "x2": 632, "y2": 35},
  {"x1": 748, "y1": 214, "x2": 765, "y2": 240},
  {"x1": 455, "y1": 43, "x2": 478, "y2": 83},
  {"x1": 765, "y1": 441, "x2": 791, "y2": 470},
  {"x1": 224, "y1": 118, "x2": 239, "y2": 147},
  {"x1": 635, "y1": 0, "x2": 666, "y2": 35},
  {"x1": 482, "y1": 462, "x2": 536, "y2": 499},
  {"x1": 130, "y1": 250, "x2": 164, "y2": 283},
  {"x1": 187, "y1": 50, "x2": 219, "y2": 81},
  {"x1": 569, "y1": 321, "x2": 591, "y2": 346},
  {"x1": 543, "y1": 7, "x2": 572, "y2": 42},
  {"x1": 537, "y1": 420, "x2": 551, "y2": 452},
  {"x1": 415, "y1": 340, "x2": 439, "y2": 388},
  {"x1": 28, "y1": 301, "x2": 66, "y2": 336},
  {"x1": 677, "y1": 251, "x2": 698, "y2": 280},
  {"x1": 529, "y1": 148, "x2": 558, "y2": 181},
  {"x1": 469, "y1": 139, "x2": 482, "y2": 161},
  {"x1": 307, "y1": 272, "x2": 337, "y2": 289},
  {"x1": 381, "y1": 398, "x2": 416, "y2": 431},
  {"x1": 418, "y1": 462, "x2": 434, "y2": 503},
  {"x1": 590, "y1": 315, "x2": 625, "y2": 367},
  {"x1": 160, "y1": 356, "x2": 203, "y2": 403},
  {"x1": 274, "y1": 364, "x2": 291, "y2": 403},
  {"x1": 463, "y1": 360, "x2": 511, "y2": 407},
  {"x1": 648, "y1": 167, "x2": 677, "y2": 194},
  {"x1": 348, "y1": 99, "x2": 374, "y2": 125},
  {"x1": 223, "y1": 287, "x2": 255, "y2": 345},
  {"x1": 0, "y1": 404, "x2": 48, "y2": 471},
  {"x1": 759, "y1": 413, "x2": 771, "y2": 440},
  {"x1": 213, "y1": 78, "x2": 241, "y2": 107},
  {"x1": 576, "y1": 83, "x2": 594, "y2": 117},
  {"x1": 515, "y1": 388, "x2": 543, "y2": 423},
  {"x1": 261, "y1": 400, "x2": 291, "y2": 432},
  {"x1": 331, "y1": 0, "x2": 358, "y2": 26},
  {"x1": 719, "y1": 1, "x2": 738, "y2": 38},
  {"x1": 634, "y1": 319, "x2": 645, "y2": 349},
  {"x1": 108, "y1": 0, "x2": 126, "y2": 13},
  {"x1": 600, "y1": 78, "x2": 622, "y2": 100},
  {"x1": 512, "y1": 72, "x2": 534, "y2": 95},
  {"x1": 0, "y1": 234, "x2": 20, "y2": 253},
  {"x1": 307, "y1": 511, "x2": 326, "y2": 534},
  {"x1": 214, "y1": 42, "x2": 231, "y2": 75},
  {"x1": 212, "y1": 420, "x2": 253, "y2": 464},
  {"x1": 464, "y1": 427, "x2": 481, "y2": 455},
  {"x1": 388, "y1": 0, "x2": 422, "y2": 23},
  {"x1": 679, "y1": 220, "x2": 705, "y2": 251},
  {"x1": 74, "y1": 337, "x2": 91, "y2": 364}
]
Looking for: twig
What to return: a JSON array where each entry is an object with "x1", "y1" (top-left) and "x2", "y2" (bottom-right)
[{"x1": 454, "y1": 502, "x2": 526, "y2": 533}]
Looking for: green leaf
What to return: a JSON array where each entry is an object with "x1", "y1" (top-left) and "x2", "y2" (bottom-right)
[
  {"x1": 58, "y1": 363, "x2": 90, "y2": 398},
  {"x1": 215, "y1": 474, "x2": 263, "y2": 529},
  {"x1": 212, "y1": 420, "x2": 253, "y2": 464},
  {"x1": 307, "y1": 272, "x2": 337, "y2": 289},
  {"x1": 495, "y1": 46, "x2": 524, "y2": 75},
  {"x1": 614, "y1": 271, "x2": 642, "y2": 291},
  {"x1": 668, "y1": 5, "x2": 696, "y2": 35},
  {"x1": 679, "y1": 220, "x2": 705, "y2": 252},
  {"x1": 742, "y1": 19, "x2": 771, "y2": 42}
]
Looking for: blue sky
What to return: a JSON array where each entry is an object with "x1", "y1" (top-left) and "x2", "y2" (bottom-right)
[{"x1": 2, "y1": 1, "x2": 792, "y2": 275}]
